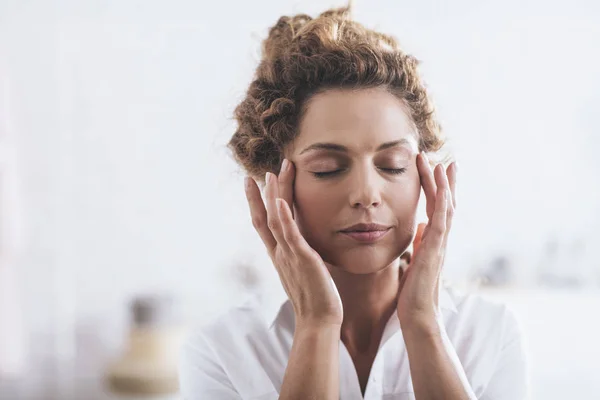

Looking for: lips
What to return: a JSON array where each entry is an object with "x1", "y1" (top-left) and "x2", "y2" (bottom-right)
[
  {"x1": 339, "y1": 223, "x2": 392, "y2": 243},
  {"x1": 340, "y1": 223, "x2": 391, "y2": 233}
]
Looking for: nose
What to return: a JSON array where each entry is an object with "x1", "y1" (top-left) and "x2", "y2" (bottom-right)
[{"x1": 348, "y1": 165, "x2": 382, "y2": 209}]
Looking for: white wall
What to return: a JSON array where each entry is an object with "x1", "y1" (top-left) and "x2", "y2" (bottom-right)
[{"x1": 1, "y1": 0, "x2": 599, "y2": 398}]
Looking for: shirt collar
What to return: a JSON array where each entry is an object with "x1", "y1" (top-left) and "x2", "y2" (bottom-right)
[{"x1": 261, "y1": 282, "x2": 459, "y2": 330}]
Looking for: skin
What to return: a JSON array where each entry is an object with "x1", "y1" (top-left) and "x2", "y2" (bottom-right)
[
  {"x1": 244, "y1": 87, "x2": 473, "y2": 399},
  {"x1": 290, "y1": 88, "x2": 422, "y2": 389}
]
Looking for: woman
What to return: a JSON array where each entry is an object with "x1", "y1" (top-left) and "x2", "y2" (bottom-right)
[{"x1": 180, "y1": 5, "x2": 529, "y2": 400}]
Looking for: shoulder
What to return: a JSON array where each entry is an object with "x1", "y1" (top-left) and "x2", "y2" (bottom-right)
[
  {"x1": 442, "y1": 285, "x2": 530, "y2": 397},
  {"x1": 447, "y1": 285, "x2": 522, "y2": 329},
  {"x1": 179, "y1": 293, "x2": 285, "y2": 397},
  {"x1": 183, "y1": 293, "x2": 274, "y2": 354},
  {"x1": 443, "y1": 285, "x2": 525, "y2": 352}
]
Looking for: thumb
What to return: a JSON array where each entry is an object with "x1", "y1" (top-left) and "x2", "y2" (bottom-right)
[{"x1": 412, "y1": 223, "x2": 426, "y2": 256}]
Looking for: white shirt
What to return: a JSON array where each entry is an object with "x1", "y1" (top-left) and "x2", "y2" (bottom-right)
[{"x1": 179, "y1": 285, "x2": 530, "y2": 399}]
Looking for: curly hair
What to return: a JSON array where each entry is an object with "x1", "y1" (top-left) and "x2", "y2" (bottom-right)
[{"x1": 228, "y1": 4, "x2": 444, "y2": 183}]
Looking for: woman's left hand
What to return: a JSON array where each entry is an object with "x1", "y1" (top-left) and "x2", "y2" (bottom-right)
[{"x1": 396, "y1": 153, "x2": 457, "y2": 330}]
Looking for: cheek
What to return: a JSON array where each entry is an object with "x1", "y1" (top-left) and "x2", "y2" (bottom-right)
[
  {"x1": 292, "y1": 176, "x2": 329, "y2": 230},
  {"x1": 293, "y1": 175, "x2": 315, "y2": 209},
  {"x1": 293, "y1": 175, "x2": 347, "y2": 241},
  {"x1": 404, "y1": 177, "x2": 422, "y2": 207},
  {"x1": 294, "y1": 173, "x2": 343, "y2": 205},
  {"x1": 387, "y1": 175, "x2": 421, "y2": 219}
]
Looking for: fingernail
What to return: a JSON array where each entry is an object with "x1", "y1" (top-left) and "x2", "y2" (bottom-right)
[
  {"x1": 265, "y1": 172, "x2": 271, "y2": 184},
  {"x1": 244, "y1": 177, "x2": 251, "y2": 191},
  {"x1": 281, "y1": 159, "x2": 289, "y2": 173}
]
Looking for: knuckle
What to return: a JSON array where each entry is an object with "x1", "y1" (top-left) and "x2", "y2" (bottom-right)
[
  {"x1": 283, "y1": 235, "x2": 295, "y2": 248},
  {"x1": 431, "y1": 223, "x2": 445, "y2": 236},
  {"x1": 267, "y1": 219, "x2": 278, "y2": 232},
  {"x1": 251, "y1": 216, "x2": 264, "y2": 230},
  {"x1": 287, "y1": 231, "x2": 301, "y2": 245}
]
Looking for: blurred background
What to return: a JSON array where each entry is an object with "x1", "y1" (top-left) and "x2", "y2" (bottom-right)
[{"x1": 0, "y1": 0, "x2": 599, "y2": 399}]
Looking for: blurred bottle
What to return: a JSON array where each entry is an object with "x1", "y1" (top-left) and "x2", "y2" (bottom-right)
[{"x1": 105, "y1": 294, "x2": 187, "y2": 398}]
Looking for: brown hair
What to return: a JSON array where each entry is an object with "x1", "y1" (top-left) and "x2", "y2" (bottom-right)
[{"x1": 228, "y1": 4, "x2": 444, "y2": 183}]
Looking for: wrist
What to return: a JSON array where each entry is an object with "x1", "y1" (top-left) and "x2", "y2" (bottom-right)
[
  {"x1": 399, "y1": 313, "x2": 443, "y2": 341},
  {"x1": 295, "y1": 320, "x2": 342, "y2": 336}
]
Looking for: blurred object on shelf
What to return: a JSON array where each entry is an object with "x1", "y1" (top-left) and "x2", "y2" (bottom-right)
[
  {"x1": 0, "y1": 59, "x2": 27, "y2": 381},
  {"x1": 536, "y1": 235, "x2": 589, "y2": 288},
  {"x1": 566, "y1": 236, "x2": 598, "y2": 289},
  {"x1": 232, "y1": 259, "x2": 262, "y2": 292},
  {"x1": 471, "y1": 253, "x2": 515, "y2": 287},
  {"x1": 105, "y1": 294, "x2": 187, "y2": 397}
]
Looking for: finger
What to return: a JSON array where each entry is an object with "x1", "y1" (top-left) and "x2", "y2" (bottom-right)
[
  {"x1": 446, "y1": 162, "x2": 457, "y2": 209},
  {"x1": 428, "y1": 165, "x2": 449, "y2": 250},
  {"x1": 434, "y1": 275, "x2": 441, "y2": 308},
  {"x1": 264, "y1": 172, "x2": 291, "y2": 252},
  {"x1": 429, "y1": 165, "x2": 454, "y2": 296},
  {"x1": 438, "y1": 187, "x2": 454, "y2": 289},
  {"x1": 277, "y1": 159, "x2": 295, "y2": 218},
  {"x1": 440, "y1": 174, "x2": 455, "y2": 265},
  {"x1": 276, "y1": 197, "x2": 315, "y2": 258},
  {"x1": 434, "y1": 162, "x2": 450, "y2": 193},
  {"x1": 437, "y1": 163, "x2": 454, "y2": 241},
  {"x1": 244, "y1": 176, "x2": 276, "y2": 254},
  {"x1": 417, "y1": 153, "x2": 437, "y2": 220}
]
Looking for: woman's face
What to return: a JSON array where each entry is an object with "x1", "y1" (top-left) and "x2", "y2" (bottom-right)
[{"x1": 288, "y1": 87, "x2": 421, "y2": 275}]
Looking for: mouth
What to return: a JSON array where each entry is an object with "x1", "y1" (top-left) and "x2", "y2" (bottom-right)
[{"x1": 339, "y1": 223, "x2": 392, "y2": 243}]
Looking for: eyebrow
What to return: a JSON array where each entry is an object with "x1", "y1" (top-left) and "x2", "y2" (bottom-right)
[{"x1": 299, "y1": 139, "x2": 411, "y2": 155}]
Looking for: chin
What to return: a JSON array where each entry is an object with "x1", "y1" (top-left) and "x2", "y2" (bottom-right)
[{"x1": 323, "y1": 246, "x2": 402, "y2": 275}]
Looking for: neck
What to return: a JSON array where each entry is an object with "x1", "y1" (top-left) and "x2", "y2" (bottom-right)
[{"x1": 328, "y1": 259, "x2": 401, "y2": 353}]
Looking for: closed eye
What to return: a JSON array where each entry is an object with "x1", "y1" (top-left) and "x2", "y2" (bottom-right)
[
  {"x1": 380, "y1": 168, "x2": 407, "y2": 175},
  {"x1": 312, "y1": 170, "x2": 344, "y2": 178},
  {"x1": 312, "y1": 167, "x2": 406, "y2": 178}
]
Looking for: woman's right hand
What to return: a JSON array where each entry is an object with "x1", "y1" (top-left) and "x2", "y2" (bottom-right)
[{"x1": 244, "y1": 158, "x2": 343, "y2": 327}]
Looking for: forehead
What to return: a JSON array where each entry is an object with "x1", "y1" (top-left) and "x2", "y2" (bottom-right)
[{"x1": 291, "y1": 87, "x2": 418, "y2": 155}]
